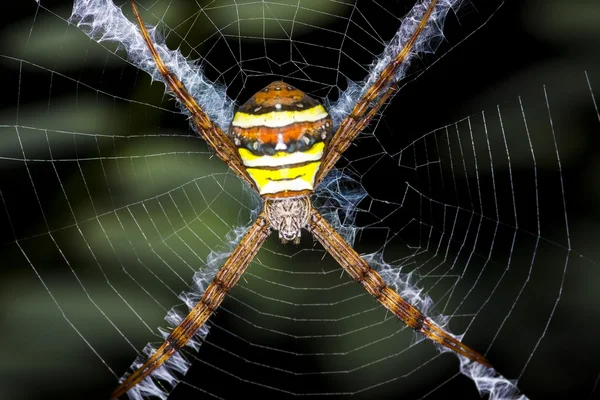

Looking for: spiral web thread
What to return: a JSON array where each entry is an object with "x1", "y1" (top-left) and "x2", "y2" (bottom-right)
[{"x1": 0, "y1": 0, "x2": 597, "y2": 399}]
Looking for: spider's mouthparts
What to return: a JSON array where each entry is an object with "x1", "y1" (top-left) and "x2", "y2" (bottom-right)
[
  {"x1": 264, "y1": 196, "x2": 311, "y2": 245},
  {"x1": 279, "y1": 231, "x2": 301, "y2": 245}
]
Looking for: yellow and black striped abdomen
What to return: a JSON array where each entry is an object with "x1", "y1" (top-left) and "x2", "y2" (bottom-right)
[{"x1": 229, "y1": 81, "x2": 332, "y2": 196}]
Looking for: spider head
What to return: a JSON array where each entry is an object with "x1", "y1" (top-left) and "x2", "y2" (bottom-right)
[{"x1": 264, "y1": 196, "x2": 311, "y2": 245}]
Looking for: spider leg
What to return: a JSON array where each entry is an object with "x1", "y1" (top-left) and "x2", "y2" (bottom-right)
[
  {"x1": 309, "y1": 209, "x2": 491, "y2": 367},
  {"x1": 130, "y1": 0, "x2": 256, "y2": 190},
  {"x1": 314, "y1": 0, "x2": 438, "y2": 187},
  {"x1": 111, "y1": 214, "x2": 271, "y2": 399}
]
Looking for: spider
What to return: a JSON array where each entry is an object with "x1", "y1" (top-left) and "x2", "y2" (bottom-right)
[{"x1": 112, "y1": 0, "x2": 491, "y2": 397}]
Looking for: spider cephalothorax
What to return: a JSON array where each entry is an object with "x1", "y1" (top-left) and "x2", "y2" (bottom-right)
[{"x1": 264, "y1": 196, "x2": 311, "y2": 244}]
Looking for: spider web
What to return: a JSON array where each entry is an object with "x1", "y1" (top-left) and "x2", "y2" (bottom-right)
[{"x1": 1, "y1": 0, "x2": 599, "y2": 399}]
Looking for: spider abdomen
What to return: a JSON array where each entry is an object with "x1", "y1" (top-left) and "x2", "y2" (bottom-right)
[{"x1": 229, "y1": 81, "x2": 332, "y2": 196}]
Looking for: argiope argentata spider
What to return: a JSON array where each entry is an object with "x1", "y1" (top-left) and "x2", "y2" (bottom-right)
[{"x1": 112, "y1": 0, "x2": 491, "y2": 397}]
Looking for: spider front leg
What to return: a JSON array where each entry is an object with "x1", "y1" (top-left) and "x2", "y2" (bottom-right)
[
  {"x1": 309, "y1": 209, "x2": 491, "y2": 367},
  {"x1": 111, "y1": 214, "x2": 271, "y2": 399},
  {"x1": 130, "y1": 0, "x2": 256, "y2": 190},
  {"x1": 315, "y1": 0, "x2": 438, "y2": 187}
]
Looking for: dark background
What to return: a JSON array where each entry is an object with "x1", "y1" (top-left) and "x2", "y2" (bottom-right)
[{"x1": 1, "y1": 0, "x2": 599, "y2": 399}]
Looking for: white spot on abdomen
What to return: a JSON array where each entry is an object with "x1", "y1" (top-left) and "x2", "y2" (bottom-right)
[{"x1": 275, "y1": 132, "x2": 287, "y2": 150}]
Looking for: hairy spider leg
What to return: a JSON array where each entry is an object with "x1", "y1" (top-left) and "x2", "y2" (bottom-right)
[
  {"x1": 309, "y1": 209, "x2": 492, "y2": 367},
  {"x1": 315, "y1": 0, "x2": 439, "y2": 187},
  {"x1": 130, "y1": 0, "x2": 256, "y2": 190},
  {"x1": 111, "y1": 215, "x2": 271, "y2": 399}
]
